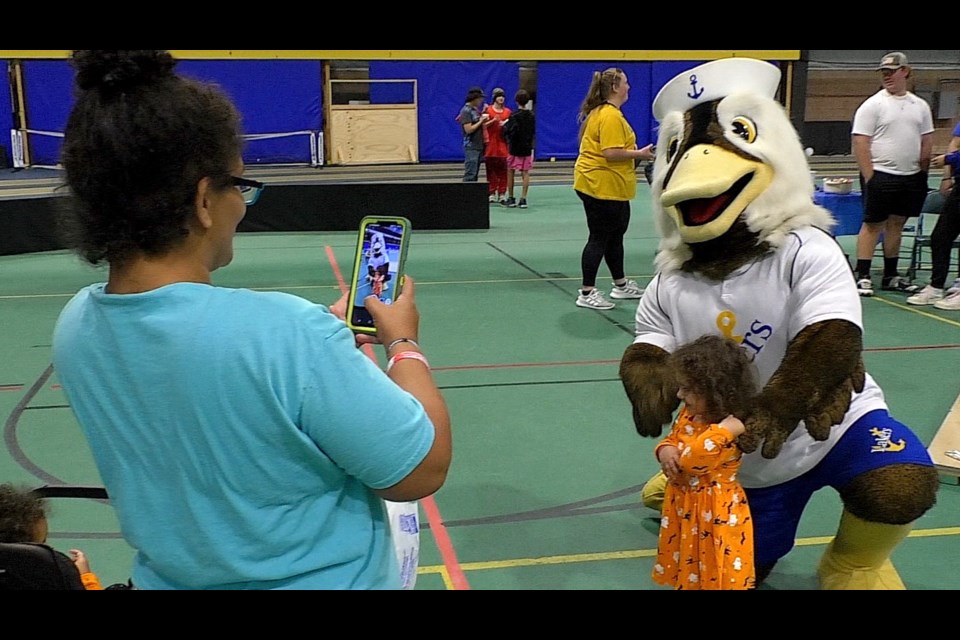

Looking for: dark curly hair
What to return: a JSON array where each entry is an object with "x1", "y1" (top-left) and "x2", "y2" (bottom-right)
[
  {"x1": 668, "y1": 335, "x2": 757, "y2": 423},
  {"x1": 59, "y1": 50, "x2": 244, "y2": 266},
  {"x1": 0, "y1": 483, "x2": 49, "y2": 543}
]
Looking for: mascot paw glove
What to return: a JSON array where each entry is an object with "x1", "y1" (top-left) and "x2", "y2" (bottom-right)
[
  {"x1": 741, "y1": 406, "x2": 797, "y2": 459},
  {"x1": 619, "y1": 343, "x2": 679, "y2": 437}
]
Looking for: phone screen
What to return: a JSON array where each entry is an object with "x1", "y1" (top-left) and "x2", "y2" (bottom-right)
[{"x1": 349, "y1": 219, "x2": 407, "y2": 332}]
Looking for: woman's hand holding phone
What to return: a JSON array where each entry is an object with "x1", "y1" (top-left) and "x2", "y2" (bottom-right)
[
  {"x1": 329, "y1": 292, "x2": 379, "y2": 347},
  {"x1": 364, "y1": 276, "x2": 420, "y2": 352}
]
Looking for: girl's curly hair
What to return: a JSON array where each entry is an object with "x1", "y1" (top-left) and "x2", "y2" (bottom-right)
[
  {"x1": 0, "y1": 483, "x2": 48, "y2": 543},
  {"x1": 669, "y1": 334, "x2": 757, "y2": 423}
]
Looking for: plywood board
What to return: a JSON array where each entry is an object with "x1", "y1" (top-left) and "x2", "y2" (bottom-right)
[
  {"x1": 928, "y1": 392, "x2": 960, "y2": 476},
  {"x1": 329, "y1": 106, "x2": 418, "y2": 166}
]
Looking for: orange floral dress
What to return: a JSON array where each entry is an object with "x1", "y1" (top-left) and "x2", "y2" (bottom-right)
[{"x1": 651, "y1": 407, "x2": 755, "y2": 590}]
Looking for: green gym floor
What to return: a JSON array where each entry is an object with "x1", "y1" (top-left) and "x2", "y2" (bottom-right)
[{"x1": 2, "y1": 179, "x2": 959, "y2": 590}]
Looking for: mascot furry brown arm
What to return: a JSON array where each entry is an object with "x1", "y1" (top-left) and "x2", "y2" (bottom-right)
[{"x1": 621, "y1": 58, "x2": 939, "y2": 590}]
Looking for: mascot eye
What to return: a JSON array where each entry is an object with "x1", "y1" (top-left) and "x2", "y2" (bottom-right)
[{"x1": 730, "y1": 117, "x2": 757, "y2": 144}]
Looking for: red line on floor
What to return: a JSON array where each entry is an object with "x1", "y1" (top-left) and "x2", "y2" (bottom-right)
[{"x1": 324, "y1": 245, "x2": 467, "y2": 590}]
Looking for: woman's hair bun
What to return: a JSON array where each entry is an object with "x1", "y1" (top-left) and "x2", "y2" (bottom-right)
[{"x1": 71, "y1": 50, "x2": 177, "y2": 92}]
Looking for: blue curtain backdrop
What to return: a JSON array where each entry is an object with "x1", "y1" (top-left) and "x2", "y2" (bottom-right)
[
  {"x1": 369, "y1": 61, "x2": 520, "y2": 163},
  {"x1": 179, "y1": 60, "x2": 322, "y2": 164},
  {"x1": 0, "y1": 61, "x2": 13, "y2": 167},
  {"x1": 21, "y1": 60, "x2": 73, "y2": 166},
  {"x1": 536, "y1": 61, "x2": 723, "y2": 161},
  {"x1": 13, "y1": 57, "x2": 781, "y2": 168},
  {"x1": 20, "y1": 59, "x2": 322, "y2": 166}
]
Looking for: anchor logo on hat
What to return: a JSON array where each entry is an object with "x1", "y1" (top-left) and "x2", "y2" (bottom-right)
[{"x1": 687, "y1": 74, "x2": 704, "y2": 100}]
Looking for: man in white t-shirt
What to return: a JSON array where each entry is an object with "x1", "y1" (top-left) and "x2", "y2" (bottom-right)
[{"x1": 851, "y1": 51, "x2": 934, "y2": 296}]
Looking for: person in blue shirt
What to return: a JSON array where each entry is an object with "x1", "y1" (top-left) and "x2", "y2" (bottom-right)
[
  {"x1": 51, "y1": 50, "x2": 452, "y2": 590},
  {"x1": 458, "y1": 86, "x2": 492, "y2": 182}
]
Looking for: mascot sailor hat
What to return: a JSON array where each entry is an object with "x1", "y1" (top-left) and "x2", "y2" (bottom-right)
[{"x1": 652, "y1": 57, "x2": 781, "y2": 121}]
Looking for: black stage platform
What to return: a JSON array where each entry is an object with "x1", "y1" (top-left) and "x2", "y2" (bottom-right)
[
  {"x1": 0, "y1": 157, "x2": 865, "y2": 256},
  {"x1": 0, "y1": 165, "x2": 492, "y2": 256}
]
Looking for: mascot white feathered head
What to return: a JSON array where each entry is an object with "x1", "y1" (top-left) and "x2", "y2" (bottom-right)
[
  {"x1": 649, "y1": 58, "x2": 835, "y2": 274},
  {"x1": 370, "y1": 231, "x2": 386, "y2": 256}
]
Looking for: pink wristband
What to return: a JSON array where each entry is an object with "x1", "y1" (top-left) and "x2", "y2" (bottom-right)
[{"x1": 386, "y1": 350, "x2": 430, "y2": 373}]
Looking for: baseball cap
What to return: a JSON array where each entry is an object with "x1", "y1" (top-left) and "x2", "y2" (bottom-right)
[
  {"x1": 492, "y1": 87, "x2": 505, "y2": 98},
  {"x1": 877, "y1": 52, "x2": 908, "y2": 70}
]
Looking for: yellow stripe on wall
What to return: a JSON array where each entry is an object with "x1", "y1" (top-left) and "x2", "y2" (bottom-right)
[{"x1": 0, "y1": 50, "x2": 801, "y2": 61}]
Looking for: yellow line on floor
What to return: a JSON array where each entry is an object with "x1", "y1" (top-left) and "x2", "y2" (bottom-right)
[
  {"x1": 873, "y1": 295, "x2": 960, "y2": 328},
  {"x1": 415, "y1": 525, "x2": 960, "y2": 575}
]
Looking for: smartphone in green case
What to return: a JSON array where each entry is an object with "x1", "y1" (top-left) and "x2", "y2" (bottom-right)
[{"x1": 345, "y1": 216, "x2": 411, "y2": 335}]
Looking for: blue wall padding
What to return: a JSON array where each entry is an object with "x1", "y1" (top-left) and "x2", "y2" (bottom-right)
[
  {"x1": 178, "y1": 60, "x2": 322, "y2": 164},
  {"x1": 0, "y1": 61, "x2": 13, "y2": 166},
  {"x1": 369, "y1": 61, "x2": 519, "y2": 163},
  {"x1": 537, "y1": 62, "x2": 658, "y2": 161},
  {"x1": 14, "y1": 57, "x2": 780, "y2": 168},
  {"x1": 21, "y1": 60, "x2": 73, "y2": 165},
  {"x1": 20, "y1": 59, "x2": 323, "y2": 165}
]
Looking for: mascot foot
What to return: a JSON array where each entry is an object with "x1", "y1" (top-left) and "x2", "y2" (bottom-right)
[
  {"x1": 641, "y1": 470, "x2": 667, "y2": 512},
  {"x1": 817, "y1": 510, "x2": 912, "y2": 590}
]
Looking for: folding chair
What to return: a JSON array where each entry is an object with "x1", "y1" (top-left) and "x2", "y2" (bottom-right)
[
  {"x1": 905, "y1": 191, "x2": 960, "y2": 282},
  {"x1": 0, "y1": 542, "x2": 88, "y2": 590}
]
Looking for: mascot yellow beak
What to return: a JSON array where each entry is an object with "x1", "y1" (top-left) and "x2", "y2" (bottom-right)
[{"x1": 660, "y1": 144, "x2": 773, "y2": 244}]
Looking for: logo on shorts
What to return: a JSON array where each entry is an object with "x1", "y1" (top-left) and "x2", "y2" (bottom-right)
[{"x1": 869, "y1": 427, "x2": 906, "y2": 453}]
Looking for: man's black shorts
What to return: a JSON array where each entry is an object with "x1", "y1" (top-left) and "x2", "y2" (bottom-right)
[{"x1": 859, "y1": 170, "x2": 929, "y2": 223}]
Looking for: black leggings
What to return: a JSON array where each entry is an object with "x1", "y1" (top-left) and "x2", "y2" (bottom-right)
[
  {"x1": 576, "y1": 190, "x2": 631, "y2": 288},
  {"x1": 929, "y1": 183, "x2": 960, "y2": 288}
]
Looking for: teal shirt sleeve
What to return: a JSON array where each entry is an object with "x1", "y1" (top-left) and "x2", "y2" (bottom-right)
[{"x1": 298, "y1": 311, "x2": 435, "y2": 490}]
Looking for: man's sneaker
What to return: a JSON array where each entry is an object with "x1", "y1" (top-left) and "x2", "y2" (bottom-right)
[
  {"x1": 881, "y1": 275, "x2": 919, "y2": 293},
  {"x1": 488, "y1": 194, "x2": 497, "y2": 203},
  {"x1": 499, "y1": 197, "x2": 508, "y2": 206},
  {"x1": 934, "y1": 291, "x2": 960, "y2": 310},
  {"x1": 576, "y1": 288, "x2": 615, "y2": 310},
  {"x1": 948, "y1": 278, "x2": 960, "y2": 295},
  {"x1": 518, "y1": 198, "x2": 528, "y2": 209},
  {"x1": 503, "y1": 197, "x2": 517, "y2": 208},
  {"x1": 856, "y1": 278, "x2": 874, "y2": 297},
  {"x1": 906, "y1": 285, "x2": 944, "y2": 306},
  {"x1": 610, "y1": 279, "x2": 644, "y2": 299}
]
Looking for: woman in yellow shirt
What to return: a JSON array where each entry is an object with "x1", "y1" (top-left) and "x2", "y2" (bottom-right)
[{"x1": 573, "y1": 68, "x2": 655, "y2": 310}]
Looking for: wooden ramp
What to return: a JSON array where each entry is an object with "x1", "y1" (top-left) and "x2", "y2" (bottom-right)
[{"x1": 928, "y1": 392, "x2": 960, "y2": 477}]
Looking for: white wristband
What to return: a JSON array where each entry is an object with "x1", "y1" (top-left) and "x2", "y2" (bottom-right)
[
  {"x1": 387, "y1": 351, "x2": 430, "y2": 373},
  {"x1": 386, "y1": 337, "x2": 419, "y2": 353}
]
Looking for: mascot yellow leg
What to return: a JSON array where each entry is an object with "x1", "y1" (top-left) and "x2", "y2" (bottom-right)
[
  {"x1": 818, "y1": 509, "x2": 912, "y2": 590},
  {"x1": 641, "y1": 470, "x2": 667, "y2": 511}
]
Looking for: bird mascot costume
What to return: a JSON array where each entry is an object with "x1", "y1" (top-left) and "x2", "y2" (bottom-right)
[{"x1": 620, "y1": 58, "x2": 939, "y2": 589}]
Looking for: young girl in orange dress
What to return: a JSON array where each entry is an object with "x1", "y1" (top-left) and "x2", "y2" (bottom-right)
[{"x1": 651, "y1": 335, "x2": 757, "y2": 590}]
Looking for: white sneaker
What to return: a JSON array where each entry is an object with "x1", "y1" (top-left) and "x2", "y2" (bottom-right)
[
  {"x1": 576, "y1": 288, "x2": 615, "y2": 310},
  {"x1": 934, "y1": 291, "x2": 960, "y2": 310},
  {"x1": 948, "y1": 278, "x2": 960, "y2": 295},
  {"x1": 906, "y1": 285, "x2": 944, "y2": 306},
  {"x1": 610, "y1": 279, "x2": 644, "y2": 299},
  {"x1": 488, "y1": 194, "x2": 497, "y2": 203},
  {"x1": 856, "y1": 278, "x2": 874, "y2": 297}
]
